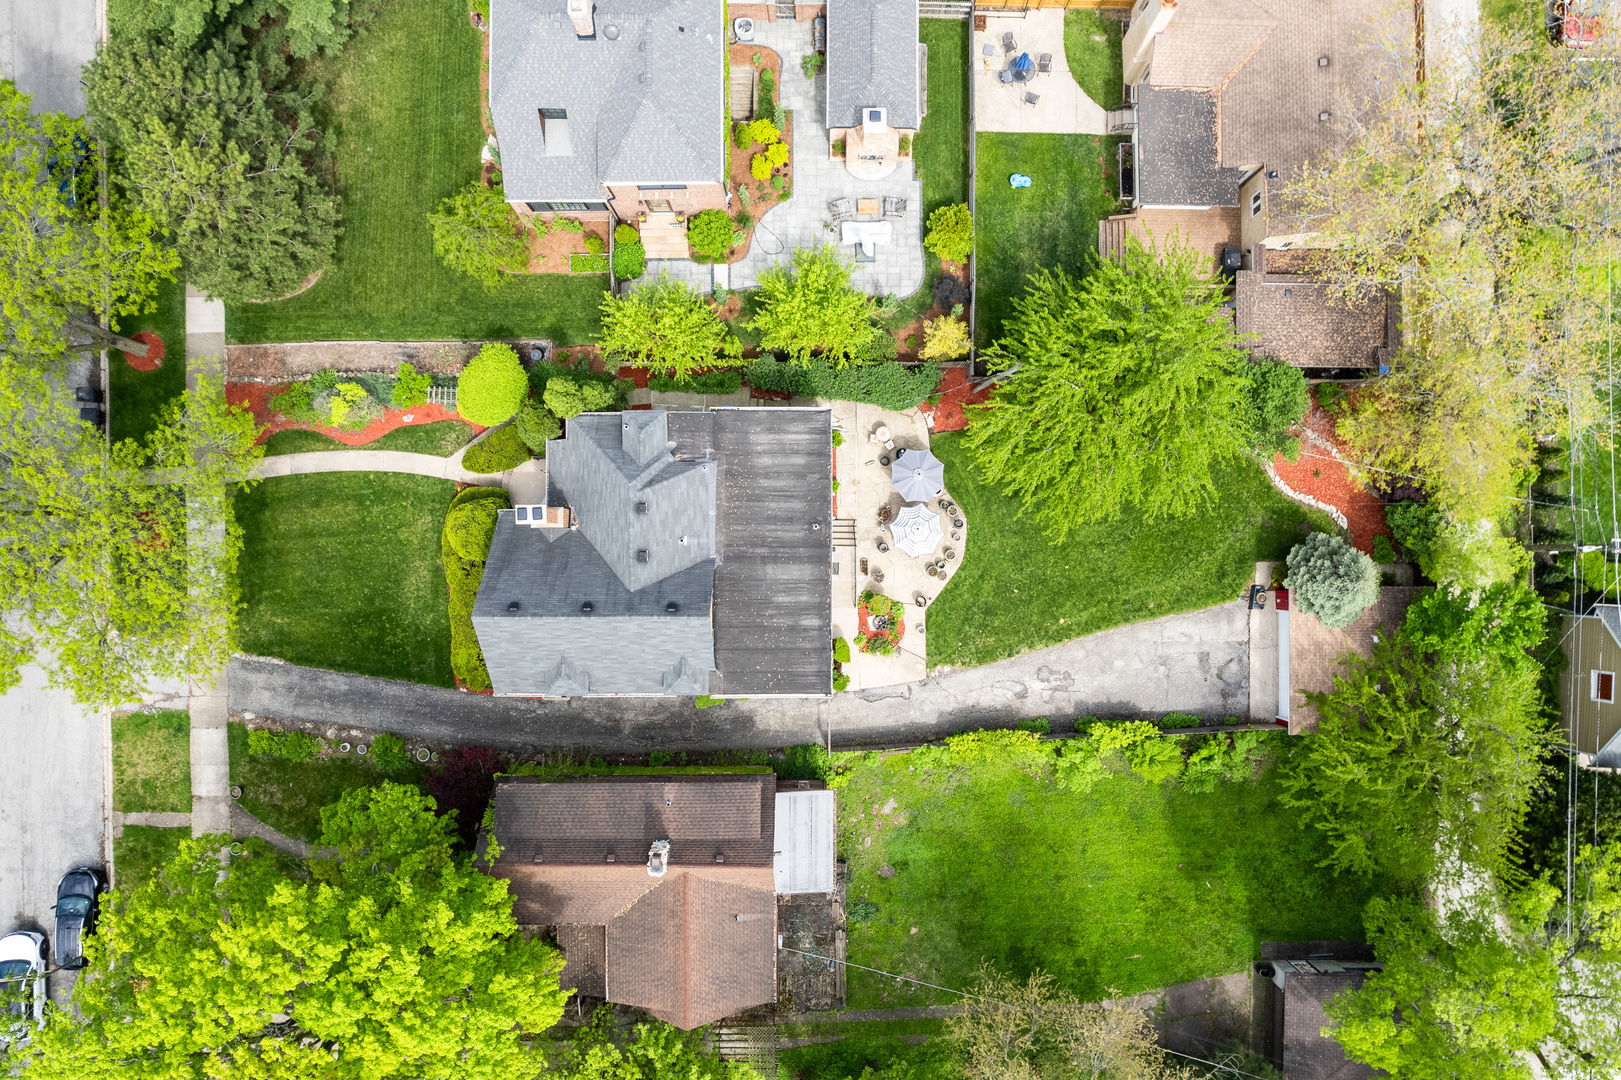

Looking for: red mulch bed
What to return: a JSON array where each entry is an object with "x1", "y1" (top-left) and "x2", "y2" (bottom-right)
[
  {"x1": 123, "y1": 331, "x2": 165, "y2": 371},
  {"x1": 1268, "y1": 390, "x2": 1391, "y2": 555},
  {"x1": 918, "y1": 366, "x2": 993, "y2": 433},
  {"x1": 856, "y1": 600, "x2": 906, "y2": 652},
  {"x1": 228, "y1": 381, "x2": 482, "y2": 447}
]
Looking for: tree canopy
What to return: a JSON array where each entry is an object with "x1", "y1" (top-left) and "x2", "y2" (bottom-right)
[
  {"x1": 1278, "y1": 582, "x2": 1552, "y2": 884},
  {"x1": 19, "y1": 783, "x2": 570, "y2": 1080},
  {"x1": 0, "y1": 361, "x2": 261, "y2": 706},
  {"x1": 427, "y1": 182, "x2": 529, "y2": 291},
  {"x1": 1284, "y1": 532, "x2": 1379, "y2": 629},
  {"x1": 0, "y1": 78, "x2": 178, "y2": 363},
  {"x1": 962, "y1": 237, "x2": 1252, "y2": 539},
  {"x1": 597, "y1": 274, "x2": 728, "y2": 378},
  {"x1": 84, "y1": 26, "x2": 338, "y2": 305},
  {"x1": 750, "y1": 245, "x2": 878, "y2": 367}
]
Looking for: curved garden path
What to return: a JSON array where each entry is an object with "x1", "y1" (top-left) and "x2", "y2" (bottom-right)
[{"x1": 248, "y1": 426, "x2": 544, "y2": 496}]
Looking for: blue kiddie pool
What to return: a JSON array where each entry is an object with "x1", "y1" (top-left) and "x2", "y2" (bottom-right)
[{"x1": 1009, "y1": 173, "x2": 1032, "y2": 188}]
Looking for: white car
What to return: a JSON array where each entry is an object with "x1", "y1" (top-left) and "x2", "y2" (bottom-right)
[{"x1": 0, "y1": 931, "x2": 46, "y2": 1050}]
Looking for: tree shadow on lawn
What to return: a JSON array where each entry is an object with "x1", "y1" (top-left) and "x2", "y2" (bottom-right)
[{"x1": 842, "y1": 757, "x2": 1384, "y2": 1007}]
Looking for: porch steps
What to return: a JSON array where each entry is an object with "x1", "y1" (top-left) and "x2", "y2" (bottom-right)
[
  {"x1": 728, "y1": 64, "x2": 755, "y2": 121},
  {"x1": 715, "y1": 1027, "x2": 779, "y2": 1079},
  {"x1": 640, "y1": 212, "x2": 690, "y2": 260},
  {"x1": 832, "y1": 518, "x2": 857, "y2": 548},
  {"x1": 775, "y1": 0, "x2": 795, "y2": 20},
  {"x1": 919, "y1": 1, "x2": 973, "y2": 16}
]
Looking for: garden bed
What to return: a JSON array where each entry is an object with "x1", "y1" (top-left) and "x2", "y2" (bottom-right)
[
  {"x1": 725, "y1": 44, "x2": 791, "y2": 263},
  {"x1": 524, "y1": 215, "x2": 611, "y2": 274},
  {"x1": 229, "y1": 381, "x2": 478, "y2": 447}
]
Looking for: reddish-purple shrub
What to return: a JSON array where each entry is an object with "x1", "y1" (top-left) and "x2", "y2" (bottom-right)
[{"x1": 423, "y1": 746, "x2": 509, "y2": 848}]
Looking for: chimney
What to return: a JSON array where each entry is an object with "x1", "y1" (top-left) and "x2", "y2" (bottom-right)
[
  {"x1": 647, "y1": 838, "x2": 671, "y2": 877},
  {"x1": 568, "y1": 0, "x2": 594, "y2": 36},
  {"x1": 539, "y1": 108, "x2": 572, "y2": 157}
]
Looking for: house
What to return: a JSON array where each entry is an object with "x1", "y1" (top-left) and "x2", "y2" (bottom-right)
[
  {"x1": 489, "y1": 0, "x2": 726, "y2": 224},
  {"x1": 1278, "y1": 586, "x2": 1422, "y2": 733},
  {"x1": 1233, "y1": 248, "x2": 1399, "y2": 374},
  {"x1": 472, "y1": 409, "x2": 833, "y2": 697},
  {"x1": 825, "y1": 0, "x2": 923, "y2": 179},
  {"x1": 480, "y1": 772, "x2": 838, "y2": 1028},
  {"x1": 1106, "y1": 0, "x2": 1409, "y2": 301},
  {"x1": 1255, "y1": 943, "x2": 1383, "y2": 1080},
  {"x1": 1559, "y1": 605, "x2": 1621, "y2": 769}
]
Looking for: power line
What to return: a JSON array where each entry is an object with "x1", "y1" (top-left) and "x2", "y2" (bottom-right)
[{"x1": 777, "y1": 948, "x2": 1276, "y2": 1080}]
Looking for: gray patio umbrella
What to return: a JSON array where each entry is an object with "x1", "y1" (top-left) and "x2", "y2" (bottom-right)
[
  {"x1": 890, "y1": 446, "x2": 945, "y2": 503},
  {"x1": 892, "y1": 502, "x2": 944, "y2": 558}
]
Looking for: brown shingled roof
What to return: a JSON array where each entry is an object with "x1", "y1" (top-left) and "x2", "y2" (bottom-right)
[
  {"x1": 1234, "y1": 270, "x2": 1395, "y2": 369},
  {"x1": 1282, "y1": 972, "x2": 1380, "y2": 1080},
  {"x1": 1288, "y1": 587, "x2": 1423, "y2": 733},
  {"x1": 486, "y1": 774, "x2": 779, "y2": 1029}
]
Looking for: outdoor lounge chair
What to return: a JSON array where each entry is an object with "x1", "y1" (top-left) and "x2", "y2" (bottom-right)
[
  {"x1": 1024, "y1": 91, "x2": 1040, "y2": 106},
  {"x1": 828, "y1": 197, "x2": 854, "y2": 223},
  {"x1": 1038, "y1": 52, "x2": 1052, "y2": 73},
  {"x1": 882, "y1": 196, "x2": 906, "y2": 218},
  {"x1": 1001, "y1": 32, "x2": 1016, "y2": 54},
  {"x1": 998, "y1": 68, "x2": 1015, "y2": 84}
]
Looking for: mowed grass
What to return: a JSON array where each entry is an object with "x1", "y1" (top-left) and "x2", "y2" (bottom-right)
[
  {"x1": 261, "y1": 420, "x2": 476, "y2": 457},
  {"x1": 112, "y1": 710, "x2": 192, "y2": 814},
  {"x1": 925, "y1": 432, "x2": 1335, "y2": 669},
  {"x1": 110, "y1": 274, "x2": 186, "y2": 446},
  {"x1": 113, "y1": 826, "x2": 190, "y2": 891},
  {"x1": 227, "y1": 722, "x2": 424, "y2": 842},
  {"x1": 838, "y1": 752, "x2": 1385, "y2": 1007},
  {"x1": 235, "y1": 473, "x2": 457, "y2": 686},
  {"x1": 973, "y1": 131, "x2": 1120, "y2": 345},
  {"x1": 226, "y1": 0, "x2": 604, "y2": 344},
  {"x1": 1062, "y1": 10, "x2": 1124, "y2": 111}
]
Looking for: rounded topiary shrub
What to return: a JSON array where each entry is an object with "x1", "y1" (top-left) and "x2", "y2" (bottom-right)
[
  {"x1": 687, "y1": 209, "x2": 734, "y2": 259},
  {"x1": 1284, "y1": 531, "x2": 1379, "y2": 629},
  {"x1": 445, "y1": 498, "x2": 504, "y2": 562},
  {"x1": 513, "y1": 399, "x2": 562, "y2": 453},
  {"x1": 456, "y1": 343, "x2": 528, "y2": 425}
]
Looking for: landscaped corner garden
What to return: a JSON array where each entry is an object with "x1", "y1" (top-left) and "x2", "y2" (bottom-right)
[
  {"x1": 234, "y1": 473, "x2": 457, "y2": 686},
  {"x1": 835, "y1": 729, "x2": 1386, "y2": 1007},
  {"x1": 225, "y1": 0, "x2": 603, "y2": 344},
  {"x1": 924, "y1": 432, "x2": 1335, "y2": 669}
]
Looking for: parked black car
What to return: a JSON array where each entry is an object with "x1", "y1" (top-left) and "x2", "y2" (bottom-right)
[{"x1": 53, "y1": 867, "x2": 104, "y2": 969}]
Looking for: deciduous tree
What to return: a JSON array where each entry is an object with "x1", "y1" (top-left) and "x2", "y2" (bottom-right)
[
  {"x1": 0, "y1": 361, "x2": 261, "y2": 706},
  {"x1": 597, "y1": 274, "x2": 728, "y2": 379},
  {"x1": 427, "y1": 182, "x2": 529, "y2": 291},
  {"x1": 0, "y1": 79, "x2": 178, "y2": 363},
  {"x1": 751, "y1": 245, "x2": 877, "y2": 367},
  {"x1": 19, "y1": 783, "x2": 571, "y2": 1080},
  {"x1": 963, "y1": 237, "x2": 1251, "y2": 539},
  {"x1": 1278, "y1": 582, "x2": 1552, "y2": 883}
]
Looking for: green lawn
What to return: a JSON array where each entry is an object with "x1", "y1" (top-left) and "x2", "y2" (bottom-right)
[
  {"x1": 227, "y1": 722, "x2": 425, "y2": 842},
  {"x1": 1062, "y1": 10, "x2": 1124, "y2": 111},
  {"x1": 261, "y1": 420, "x2": 476, "y2": 457},
  {"x1": 113, "y1": 826, "x2": 190, "y2": 891},
  {"x1": 110, "y1": 274, "x2": 186, "y2": 446},
  {"x1": 925, "y1": 432, "x2": 1336, "y2": 669},
  {"x1": 235, "y1": 473, "x2": 457, "y2": 685},
  {"x1": 973, "y1": 131, "x2": 1120, "y2": 345},
  {"x1": 898, "y1": 19, "x2": 971, "y2": 316},
  {"x1": 112, "y1": 710, "x2": 192, "y2": 814},
  {"x1": 838, "y1": 749, "x2": 1385, "y2": 1007},
  {"x1": 225, "y1": 0, "x2": 604, "y2": 344},
  {"x1": 780, "y1": 1022, "x2": 957, "y2": 1080}
]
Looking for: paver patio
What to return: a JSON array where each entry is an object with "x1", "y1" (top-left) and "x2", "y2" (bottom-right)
[{"x1": 974, "y1": 11, "x2": 1109, "y2": 135}]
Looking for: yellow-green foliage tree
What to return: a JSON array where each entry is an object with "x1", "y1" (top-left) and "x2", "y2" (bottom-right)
[
  {"x1": 18, "y1": 783, "x2": 571, "y2": 1080},
  {"x1": 598, "y1": 273, "x2": 728, "y2": 379},
  {"x1": 750, "y1": 245, "x2": 877, "y2": 366},
  {"x1": 920, "y1": 314, "x2": 970, "y2": 360}
]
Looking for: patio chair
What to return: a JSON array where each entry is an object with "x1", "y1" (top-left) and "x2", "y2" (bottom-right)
[
  {"x1": 1038, "y1": 52, "x2": 1052, "y2": 73},
  {"x1": 828, "y1": 196, "x2": 854, "y2": 223},
  {"x1": 882, "y1": 196, "x2": 906, "y2": 218},
  {"x1": 1024, "y1": 91, "x2": 1040, "y2": 106},
  {"x1": 998, "y1": 68, "x2": 1015, "y2": 84},
  {"x1": 1001, "y1": 32, "x2": 1016, "y2": 54}
]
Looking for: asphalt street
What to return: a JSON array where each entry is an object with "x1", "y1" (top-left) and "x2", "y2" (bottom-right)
[
  {"x1": 231, "y1": 601, "x2": 1252, "y2": 751},
  {"x1": 0, "y1": 664, "x2": 107, "y2": 1006},
  {"x1": 0, "y1": 0, "x2": 98, "y2": 115}
]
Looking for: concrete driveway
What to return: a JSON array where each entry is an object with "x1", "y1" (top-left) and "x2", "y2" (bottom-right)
[
  {"x1": 229, "y1": 601, "x2": 1252, "y2": 752},
  {"x1": 0, "y1": 664, "x2": 108, "y2": 1006},
  {"x1": 0, "y1": 0, "x2": 99, "y2": 115}
]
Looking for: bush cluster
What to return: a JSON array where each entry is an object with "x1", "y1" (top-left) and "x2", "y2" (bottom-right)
[
  {"x1": 444, "y1": 487, "x2": 511, "y2": 691},
  {"x1": 1386, "y1": 500, "x2": 1441, "y2": 574},
  {"x1": 527, "y1": 362, "x2": 627, "y2": 408},
  {"x1": 543, "y1": 375, "x2": 617, "y2": 419},
  {"x1": 513, "y1": 399, "x2": 561, "y2": 453},
  {"x1": 1244, "y1": 360, "x2": 1309, "y2": 460},
  {"x1": 247, "y1": 728, "x2": 321, "y2": 761},
  {"x1": 271, "y1": 372, "x2": 386, "y2": 431},
  {"x1": 923, "y1": 203, "x2": 974, "y2": 264},
  {"x1": 687, "y1": 209, "x2": 734, "y2": 260},
  {"x1": 648, "y1": 370, "x2": 744, "y2": 394},
  {"x1": 745, "y1": 358, "x2": 943, "y2": 410},
  {"x1": 457, "y1": 343, "x2": 528, "y2": 426},
  {"x1": 391, "y1": 362, "x2": 431, "y2": 408},
  {"x1": 369, "y1": 732, "x2": 411, "y2": 771},
  {"x1": 856, "y1": 590, "x2": 905, "y2": 655},
  {"x1": 461, "y1": 425, "x2": 531, "y2": 473}
]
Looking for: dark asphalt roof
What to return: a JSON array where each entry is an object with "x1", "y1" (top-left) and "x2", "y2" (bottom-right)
[
  {"x1": 710, "y1": 409, "x2": 833, "y2": 696},
  {"x1": 1135, "y1": 83, "x2": 1247, "y2": 207},
  {"x1": 825, "y1": 0, "x2": 921, "y2": 130}
]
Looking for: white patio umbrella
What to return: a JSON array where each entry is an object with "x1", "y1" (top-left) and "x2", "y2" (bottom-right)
[
  {"x1": 890, "y1": 446, "x2": 945, "y2": 503},
  {"x1": 892, "y1": 502, "x2": 944, "y2": 558}
]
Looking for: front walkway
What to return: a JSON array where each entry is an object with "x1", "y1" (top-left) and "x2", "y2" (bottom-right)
[
  {"x1": 974, "y1": 11, "x2": 1110, "y2": 135},
  {"x1": 729, "y1": 18, "x2": 925, "y2": 298},
  {"x1": 249, "y1": 423, "x2": 544, "y2": 493}
]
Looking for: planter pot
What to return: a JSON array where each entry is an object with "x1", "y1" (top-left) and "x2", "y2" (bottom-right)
[
  {"x1": 339, "y1": 742, "x2": 351, "y2": 753},
  {"x1": 356, "y1": 744, "x2": 368, "y2": 756},
  {"x1": 230, "y1": 785, "x2": 242, "y2": 800},
  {"x1": 415, "y1": 748, "x2": 431, "y2": 763},
  {"x1": 229, "y1": 843, "x2": 244, "y2": 855}
]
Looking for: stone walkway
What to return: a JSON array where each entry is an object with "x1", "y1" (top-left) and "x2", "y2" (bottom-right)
[
  {"x1": 728, "y1": 17, "x2": 924, "y2": 299},
  {"x1": 250, "y1": 423, "x2": 543, "y2": 493}
]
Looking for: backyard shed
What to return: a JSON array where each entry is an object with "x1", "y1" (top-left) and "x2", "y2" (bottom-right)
[{"x1": 773, "y1": 788, "x2": 836, "y2": 894}]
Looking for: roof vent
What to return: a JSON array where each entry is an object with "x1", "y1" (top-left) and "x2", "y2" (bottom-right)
[
  {"x1": 604, "y1": 23, "x2": 620, "y2": 40},
  {"x1": 636, "y1": 501, "x2": 648, "y2": 514},
  {"x1": 1318, "y1": 55, "x2": 1330, "y2": 67},
  {"x1": 567, "y1": 0, "x2": 594, "y2": 36},
  {"x1": 665, "y1": 601, "x2": 679, "y2": 613},
  {"x1": 1318, "y1": 110, "x2": 1332, "y2": 122},
  {"x1": 637, "y1": 548, "x2": 649, "y2": 563},
  {"x1": 1267, "y1": 169, "x2": 1279, "y2": 179},
  {"x1": 1284, "y1": 288, "x2": 1293, "y2": 297},
  {"x1": 581, "y1": 601, "x2": 594, "y2": 613},
  {"x1": 507, "y1": 601, "x2": 521, "y2": 612},
  {"x1": 714, "y1": 852, "x2": 725, "y2": 863},
  {"x1": 605, "y1": 852, "x2": 615, "y2": 862},
  {"x1": 647, "y1": 839, "x2": 671, "y2": 878},
  {"x1": 678, "y1": 535, "x2": 688, "y2": 545}
]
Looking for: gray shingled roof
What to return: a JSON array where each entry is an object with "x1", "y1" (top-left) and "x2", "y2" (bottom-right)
[
  {"x1": 1134, "y1": 83, "x2": 1247, "y2": 207},
  {"x1": 825, "y1": 0, "x2": 920, "y2": 131},
  {"x1": 490, "y1": 0, "x2": 725, "y2": 202}
]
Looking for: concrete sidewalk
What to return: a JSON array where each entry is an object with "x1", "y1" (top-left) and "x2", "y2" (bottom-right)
[{"x1": 252, "y1": 448, "x2": 532, "y2": 488}]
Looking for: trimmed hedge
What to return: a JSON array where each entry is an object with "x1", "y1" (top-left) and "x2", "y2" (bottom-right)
[
  {"x1": 462, "y1": 425, "x2": 531, "y2": 473},
  {"x1": 445, "y1": 499, "x2": 502, "y2": 561},
  {"x1": 648, "y1": 370, "x2": 744, "y2": 394},
  {"x1": 443, "y1": 487, "x2": 512, "y2": 691},
  {"x1": 745, "y1": 358, "x2": 942, "y2": 410}
]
